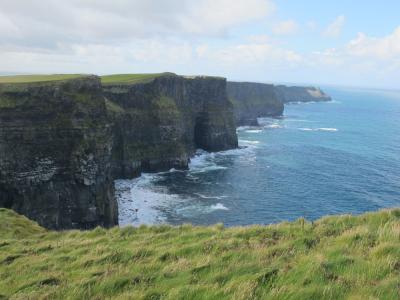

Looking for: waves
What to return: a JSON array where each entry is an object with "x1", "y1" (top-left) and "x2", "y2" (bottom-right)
[
  {"x1": 116, "y1": 148, "x2": 245, "y2": 226},
  {"x1": 116, "y1": 99, "x2": 342, "y2": 227},
  {"x1": 298, "y1": 127, "x2": 338, "y2": 132},
  {"x1": 239, "y1": 139, "x2": 260, "y2": 145},
  {"x1": 210, "y1": 203, "x2": 229, "y2": 211}
]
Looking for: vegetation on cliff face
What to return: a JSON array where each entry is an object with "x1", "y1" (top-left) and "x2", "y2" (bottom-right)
[{"x1": 1, "y1": 208, "x2": 399, "y2": 299}]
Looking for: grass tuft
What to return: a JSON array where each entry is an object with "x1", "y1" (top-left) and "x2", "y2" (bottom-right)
[{"x1": 0, "y1": 208, "x2": 399, "y2": 299}]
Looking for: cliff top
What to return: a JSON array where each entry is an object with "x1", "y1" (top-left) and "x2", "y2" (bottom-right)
[
  {"x1": 1, "y1": 208, "x2": 399, "y2": 299},
  {"x1": 101, "y1": 72, "x2": 177, "y2": 85},
  {"x1": 101, "y1": 73, "x2": 226, "y2": 85},
  {"x1": 0, "y1": 74, "x2": 89, "y2": 84}
]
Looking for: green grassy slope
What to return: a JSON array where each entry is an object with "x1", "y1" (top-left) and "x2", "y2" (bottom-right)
[
  {"x1": 0, "y1": 208, "x2": 399, "y2": 299},
  {"x1": 101, "y1": 73, "x2": 175, "y2": 85},
  {"x1": 0, "y1": 74, "x2": 87, "y2": 84}
]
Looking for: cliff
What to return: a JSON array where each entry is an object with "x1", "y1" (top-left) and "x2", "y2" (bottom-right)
[
  {"x1": 227, "y1": 81, "x2": 284, "y2": 126},
  {"x1": 0, "y1": 75, "x2": 117, "y2": 230},
  {"x1": 103, "y1": 73, "x2": 237, "y2": 178},
  {"x1": 0, "y1": 73, "x2": 238, "y2": 229},
  {"x1": 228, "y1": 82, "x2": 331, "y2": 125},
  {"x1": 275, "y1": 85, "x2": 331, "y2": 103}
]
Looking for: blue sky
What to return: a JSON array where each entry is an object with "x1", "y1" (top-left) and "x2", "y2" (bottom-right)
[{"x1": 0, "y1": 0, "x2": 399, "y2": 89}]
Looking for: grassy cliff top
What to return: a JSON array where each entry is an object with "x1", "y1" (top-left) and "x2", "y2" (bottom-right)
[
  {"x1": 0, "y1": 74, "x2": 89, "y2": 84},
  {"x1": 1, "y1": 208, "x2": 399, "y2": 299},
  {"x1": 101, "y1": 73, "x2": 176, "y2": 85}
]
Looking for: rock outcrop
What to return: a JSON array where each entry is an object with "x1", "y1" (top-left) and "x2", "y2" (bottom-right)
[
  {"x1": 0, "y1": 73, "x2": 238, "y2": 229},
  {"x1": 227, "y1": 81, "x2": 284, "y2": 126},
  {"x1": 104, "y1": 73, "x2": 238, "y2": 178},
  {"x1": 275, "y1": 85, "x2": 331, "y2": 103},
  {"x1": 0, "y1": 76, "x2": 117, "y2": 229}
]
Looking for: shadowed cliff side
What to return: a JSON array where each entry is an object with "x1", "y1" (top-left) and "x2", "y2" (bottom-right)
[
  {"x1": 0, "y1": 75, "x2": 117, "y2": 230},
  {"x1": 103, "y1": 73, "x2": 238, "y2": 179},
  {"x1": 228, "y1": 82, "x2": 331, "y2": 126},
  {"x1": 227, "y1": 81, "x2": 284, "y2": 126},
  {"x1": 275, "y1": 85, "x2": 331, "y2": 103},
  {"x1": 0, "y1": 73, "x2": 238, "y2": 229}
]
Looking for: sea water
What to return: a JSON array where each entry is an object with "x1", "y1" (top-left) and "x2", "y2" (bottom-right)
[{"x1": 116, "y1": 87, "x2": 400, "y2": 226}]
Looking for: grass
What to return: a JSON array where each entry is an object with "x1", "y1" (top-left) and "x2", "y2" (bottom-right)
[
  {"x1": 101, "y1": 73, "x2": 176, "y2": 85},
  {"x1": 0, "y1": 208, "x2": 399, "y2": 299},
  {"x1": 0, "y1": 74, "x2": 87, "y2": 84}
]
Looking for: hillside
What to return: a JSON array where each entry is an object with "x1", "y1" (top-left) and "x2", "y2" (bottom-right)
[{"x1": 1, "y1": 208, "x2": 399, "y2": 299}]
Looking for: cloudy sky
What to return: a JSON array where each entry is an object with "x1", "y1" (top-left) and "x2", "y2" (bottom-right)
[{"x1": 1, "y1": 0, "x2": 399, "y2": 89}]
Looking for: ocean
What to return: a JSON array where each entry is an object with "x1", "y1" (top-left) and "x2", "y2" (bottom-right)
[{"x1": 116, "y1": 87, "x2": 400, "y2": 227}]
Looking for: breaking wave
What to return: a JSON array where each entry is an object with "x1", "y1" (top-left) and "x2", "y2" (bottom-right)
[{"x1": 298, "y1": 127, "x2": 338, "y2": 132}]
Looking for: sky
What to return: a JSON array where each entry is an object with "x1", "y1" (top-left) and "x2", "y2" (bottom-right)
[{"x1": 0, "y1": 0, "x2": 399, "y2": 89}]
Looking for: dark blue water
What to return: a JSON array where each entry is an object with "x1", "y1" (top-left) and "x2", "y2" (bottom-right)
[{"x1": 116, "y1": 87, "x2": 400, "y2": 226}]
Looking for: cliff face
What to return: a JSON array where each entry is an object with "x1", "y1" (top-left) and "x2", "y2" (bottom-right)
[
  {"x1": 0, "y1": 76, "x2": 117, "y2": 230},
  {"x1": 227, "y1": 81, "x2": 284, "y2": 126},
  {"x1": 0, "y1": 74, "x2": 238, "y2": 229},
  {"x1": 104, "y1": 74, "x2": 238, "y2": 178},
  {"x1": 228, "y1": 82, "x2": 331, "y2": 125},
  {"x1": 275, "y1": 85, "x2": 331, "y2": 103}
]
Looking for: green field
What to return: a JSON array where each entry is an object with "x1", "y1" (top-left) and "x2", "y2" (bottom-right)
[
  {"x1": 0, "y1": 208, "x2": 399, "y2": 299},
  {"x1": 101, "y1": 73, "x2": 175, "y2": 85},
  {"x1": 0, "y1": 74, "x2": 87, "y2": 84}
]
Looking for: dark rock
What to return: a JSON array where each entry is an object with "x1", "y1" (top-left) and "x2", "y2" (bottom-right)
[
  {"x1": 0, "y1": 76, "x2": 118, "y2": 230},
  {"x1": 274, "y1": 85, "x2": 331, "y2": 103},
  {"x1": 0, "y1": 74, "x2": 238, "y2": 229},
  {"x1": 104, "y1": 74, "x2": 238, "y2": 179},
  {"x1": 227, "y1": 81, "x2": 284, "y2": 126}
]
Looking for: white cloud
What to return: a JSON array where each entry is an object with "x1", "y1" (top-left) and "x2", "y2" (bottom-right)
[
  {"x1": 310, "y1": 26, "x2": 400, "y2": 87},
  {"x1": 246, "y1": 34, "x2": 270, "y2": 44},
  {"x1": 181, "y1": 0, "x2": 275, "y2": 36},
  {"x1": 322, "y1": 15, "x2": 345, "y2": 38},
  {"x1": 272, "y1": 20, "x2": 299, "y2": 35},
  {"x1": 196, "y1": 42, "x2": 302, "y2": 66},
  {"x1": 346, "y1": 27, "x2": 400, "y2": 60},
  {"x1": 0, "y1": 0, "x2": 275, "y2": 48}
]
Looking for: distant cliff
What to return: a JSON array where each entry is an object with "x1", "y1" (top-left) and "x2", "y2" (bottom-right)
[
  {"x1": 228, "y1": 82, "x2": 331, "y2": 125},
  {"x1": 275, "y1": 85, "x2": 331, "y2": 103},
  {"x1": 0, "y1": 73, "x2": 237, "y2": 229},
  {"x1": 227, "y1": 81, "x2": 284, "y2": 126}
]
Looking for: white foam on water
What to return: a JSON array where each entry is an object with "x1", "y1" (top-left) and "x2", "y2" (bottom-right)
[
  {"x1": 189, "y1": 150, "x2": 228, "y2": 174},
  {"x1": 298, "y1": 127, "x2": 338, "y2": 132},
  {"x1": 194, "y1": 193, "x2": 228, "y2": 200},
  {"x1": 237, "y1": 126, "x2": 258, "y2": 132},
  {"x1": 317, "y1": 127, "x2": 338, "y2": 132},
  {"x1": 257, "y1": 118, "x2": 284, "y2": 129},
  {"x1": 117, "y1": 146, "x2": 253, "y2": 226},
  {"x1": 239, "y1": 139, "x2": 260, "y2": 145},
  {"x1": 245, "y1": 129, "x2": 263, "y2": 133},
  {"x1": 116, "y1": 174, "x2": 184, "y2": 227},
  {"x1": 298, "y1": 127, "x2": 314, "y2": 131},
  {"x1": 176, "y1": 202, "x2": 230, "y2": 217},
  {"x1": 327, "y1": 100, "x2": 341, "y2": 104},
  {"x1": 210, "y1": 203, "x2": 229, "y2": 211},
  {"x1": 265, "y1": 124, "x2": 283, "y2": 129}
]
